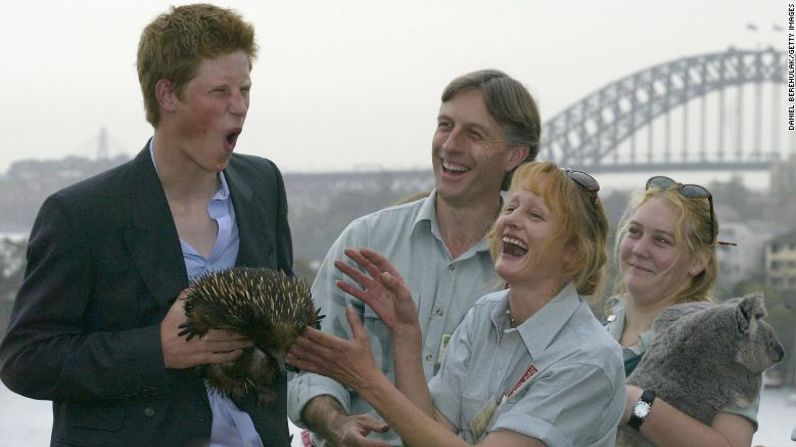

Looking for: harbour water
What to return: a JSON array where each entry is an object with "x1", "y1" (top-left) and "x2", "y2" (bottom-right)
[{"x1": 1, "y1": 382, "x2": 794, "y2": 446}]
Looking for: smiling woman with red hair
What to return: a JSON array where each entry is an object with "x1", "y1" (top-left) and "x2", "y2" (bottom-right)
[{"x1": 287, "y1": 161, "x2": 625, "y2": 447}]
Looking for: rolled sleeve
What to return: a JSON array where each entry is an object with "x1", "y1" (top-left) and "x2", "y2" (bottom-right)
[
  {"x1": 287, "y1": 371, "x2": 352, "y2": 428},
  {"x1": 491, "y1": 362, "x2": 623, "y2": 446},
  {"x1": 428, "y1": 374, "x2": 462, "y2": 430}
]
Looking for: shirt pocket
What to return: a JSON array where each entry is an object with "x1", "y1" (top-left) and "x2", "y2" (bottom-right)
[{"x1": 362, "y1": 307, "x2": 394, "y2": 374}]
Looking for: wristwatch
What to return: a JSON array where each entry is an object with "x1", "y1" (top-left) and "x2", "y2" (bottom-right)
[{"x1": 628, "y1": 389, "x2": 656, "y2": 430}]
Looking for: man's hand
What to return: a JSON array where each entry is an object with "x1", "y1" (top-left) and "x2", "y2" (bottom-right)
[
  {"x1": 160, "y1": 290, "x2": 253, "y2": 369},
  {"x1": 301, "y1": 395, "x2": 390, "y2": 447},
  {"x1": 328, "y1": 413, "x2": 391, "y2": 447}
]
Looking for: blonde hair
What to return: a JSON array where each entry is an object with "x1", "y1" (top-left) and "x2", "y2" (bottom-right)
[
  {"x1": 488, "y1": 161, "x2": 609, "y2": 295},
  {"x1": 613, "y1": 186, "x2": 718, "y2": 304}
]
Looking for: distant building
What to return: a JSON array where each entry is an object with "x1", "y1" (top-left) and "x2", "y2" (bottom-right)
[
  {"x1": 771, "y1": 153, "x2": 796, "y2": 196},
  {"x1": 764, "y1": 230, "x2": 796, "y2": 290},
  {"x1": 717, "y1": 221, "x2": 771, "y2": 281},
  {"x1": 769, "y1": 153, "x2": 796, "y2": 225}
]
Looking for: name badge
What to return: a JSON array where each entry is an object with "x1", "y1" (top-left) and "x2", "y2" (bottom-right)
[
  {"x1": 469, "y1": 397, "x2": 498, "y2": 441},
  {"x1": 467, "y1": 363, "x2": 538, "y2": 441},
  {"x1": 435, "y1": 333, "x2": 452, "y2": 373}
]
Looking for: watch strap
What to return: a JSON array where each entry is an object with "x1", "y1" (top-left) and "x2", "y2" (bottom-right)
[{"x1": 628, "y1": 389, "x2": 656, "y2": 430}]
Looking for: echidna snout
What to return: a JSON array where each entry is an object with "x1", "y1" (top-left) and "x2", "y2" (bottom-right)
[{"x1": 204, "y1": 347, "x2": 278, "y2": 404}]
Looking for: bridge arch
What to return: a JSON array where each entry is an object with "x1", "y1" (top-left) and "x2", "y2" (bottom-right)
[{"x1": 540, "y1": 47, "x2": 786, "y2": 172}]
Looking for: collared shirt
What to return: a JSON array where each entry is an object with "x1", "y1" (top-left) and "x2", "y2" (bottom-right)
[
  {"x1": 604, "y1": 297, "x2": 759, "y2": 427},
  {"x1": 149, "y1": 142, "x2": 261, "y2": 447},
  {"x1": 604, "y1": 296, "x2": 654, "y2": 376},
  {"x1": 429, "y1": 284, "x2": 625, "y2": 446},
  {"x1": 287, "y1": 191, "x2": 498, "y2": 447}
]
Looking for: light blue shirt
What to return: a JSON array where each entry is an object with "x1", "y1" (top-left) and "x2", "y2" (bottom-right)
[
  {"x1": 288, "y1": 191, "x2": 499, "y2": 446},
  {"x1": 149, "y1": 142, "x2": 261, "y2": 447},
  {"x1": 604, "y1": 296, "x2": 654, "y2": 364},
  {"x1": 429, "y1": 284, "x2": 626, "y2": 446}
]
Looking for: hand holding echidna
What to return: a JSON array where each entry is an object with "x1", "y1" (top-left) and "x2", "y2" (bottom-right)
[
  {"x1": 160, "y1": 293, "x2": 253, "y2": 370},
  {"x1": 178, "y1": 267, "x2": 321, "y2": 404}
]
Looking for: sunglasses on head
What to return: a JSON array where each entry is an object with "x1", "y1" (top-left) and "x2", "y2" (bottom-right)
[
  {"x1": 645, "y1": 176, "x2": 736, "y2": 246},
  {"x1": 562, "y1": 168, "x2": 600, "y2": 200}
]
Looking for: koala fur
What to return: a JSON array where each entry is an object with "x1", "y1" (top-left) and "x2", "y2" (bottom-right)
[{"x1": 617, "y1": 293, "x2": 785, "y2": 447}]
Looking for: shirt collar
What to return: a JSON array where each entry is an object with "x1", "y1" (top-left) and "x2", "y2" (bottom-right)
[
  {"x1": 490, "y1": 282, "x2": 582, "y2": 358},
  {"x1": 213, "y1": 171, "x2": 231, "y2": 201},
  {"x1": 604, "y1": 297, "x2": 654, "y2": 354},
  {"x1": 412, "y1": 189, "x2": 437, "y2": 230},
  {"x1": 413, "y1": 190, "x2": 490, "y2": 254},
  {"x1": 605, "y1": 295, "x2": 626, "y2": 341}
]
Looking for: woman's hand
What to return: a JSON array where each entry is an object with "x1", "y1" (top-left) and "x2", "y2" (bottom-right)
[
  {"x1": 287, "y1": 306, "x2": 382, "y2": 392},
  {"x1": 334, "y1": 248, "x2": 419, "y2": 335}
]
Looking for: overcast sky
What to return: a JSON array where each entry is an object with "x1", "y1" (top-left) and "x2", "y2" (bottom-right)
[{"x1": 0, "y1": 0, "x2": 788, "y2": 175}]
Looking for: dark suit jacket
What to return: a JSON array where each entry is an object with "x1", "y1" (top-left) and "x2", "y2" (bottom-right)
[{"x1": 0, "y1": 146, "x2": 294, "y2": 446}]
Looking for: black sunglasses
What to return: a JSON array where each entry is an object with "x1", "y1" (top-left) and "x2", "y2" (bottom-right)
[
  {"x1": 562, "y1": 168, "x2": 600, "y2": 201},
  {"x1": 645, "y1": 176, "x2": 735, "y2": 246}
]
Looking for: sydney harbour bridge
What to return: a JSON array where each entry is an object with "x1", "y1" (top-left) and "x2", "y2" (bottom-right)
[
  {"x1": 540, "y1": 47, "x2": 789, "y2": 173},
  {"x1": 90, "y1": 47, "x2": 791, "y2": 191},
  {"x1": 280, "y1": 47, "x2": 792, "y2": 194}
]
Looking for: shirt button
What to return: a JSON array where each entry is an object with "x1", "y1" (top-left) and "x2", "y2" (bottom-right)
[
  {"x1": 448, "y1": 264, "x2": 455, "y2": 271},
  {"x1": 144, "y1": 406, "x2": 156, "y2": 418},
  {"x1": 435, "y1": 308, "x2": 444, "y2": 316},
  {"x1": 425, "y1": 354, "x2": 433, "y2": 362}
]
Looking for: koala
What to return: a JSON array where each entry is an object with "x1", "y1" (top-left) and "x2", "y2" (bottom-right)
[{"x1": 617, "y1": 292, "x2": 785, "y2": 447}]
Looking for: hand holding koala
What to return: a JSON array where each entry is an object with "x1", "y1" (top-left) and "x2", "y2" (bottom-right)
[{"x1": 617, "y1": 292, "x2": 784, "y2": 447}]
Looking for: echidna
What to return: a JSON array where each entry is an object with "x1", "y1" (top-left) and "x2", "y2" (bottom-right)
[{"x1": 178, "y1": 267, "x2": 321, "y2": 404}]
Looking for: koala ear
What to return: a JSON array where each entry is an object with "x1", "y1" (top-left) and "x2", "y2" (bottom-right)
[{"x1": 736, "y1": 293, "x2": 765, "y2": 334}]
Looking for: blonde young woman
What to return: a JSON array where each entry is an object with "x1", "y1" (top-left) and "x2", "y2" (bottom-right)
[
  {"x1": 287, "y1": 162, "x2": 625, "y2": 447},
  {"x1": 607, "y1": 176, "x2": 758, "y2": 446}
]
